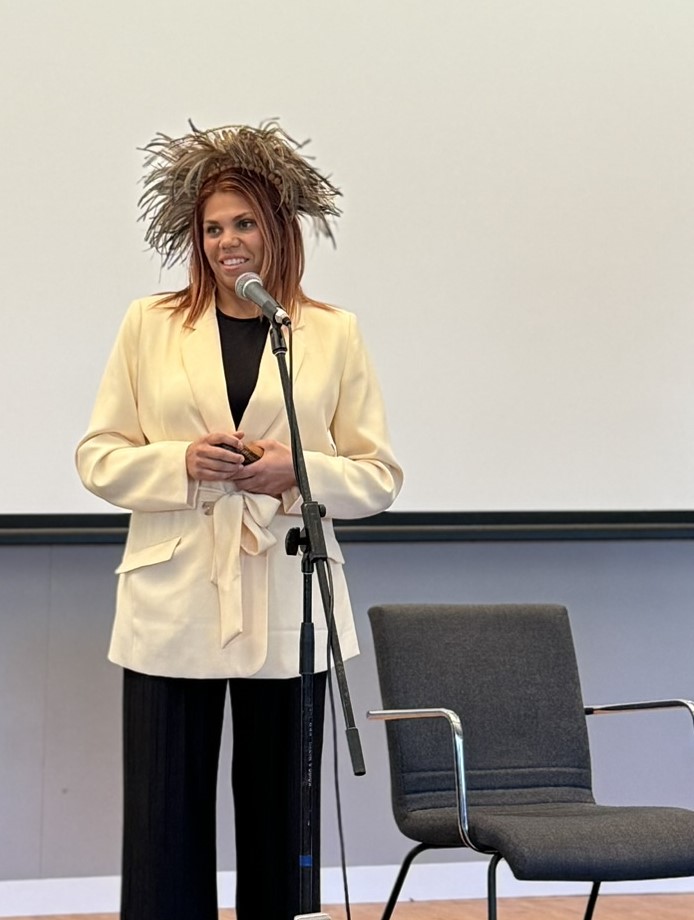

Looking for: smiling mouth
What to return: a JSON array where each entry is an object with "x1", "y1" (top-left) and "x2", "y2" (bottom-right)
[{"x1": 220, "y1": 257, "x2": 248, "y2": 267}]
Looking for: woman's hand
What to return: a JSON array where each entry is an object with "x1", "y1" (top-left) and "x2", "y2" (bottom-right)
[
  {"x1": 185, "y1": 431, "x2": 246, "y2": 481},
  {"x1": 229, "y1": 439, "x2": 297, "y2": 497}
]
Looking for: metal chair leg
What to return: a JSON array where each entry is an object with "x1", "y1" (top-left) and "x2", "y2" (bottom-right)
[
  {"x1": 583, "y1": 881, "x2": 601, "y2": 920},
  {"x1": 487, "y1": 853, "x2": 503, "y2": 920},
  {"x1": 380, "y1": 842, "x2": 431, "y2": 920}
]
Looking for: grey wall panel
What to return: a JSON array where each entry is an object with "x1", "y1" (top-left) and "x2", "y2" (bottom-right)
[
  {"x1": 0, "y1": 548, "x2": 51, "y2": 880},
  {"x1": 40, "y1": 546, "x2": 122, "y2": 877},
  {"x1": 2, "y1": 538, "x2": 694, "y2": 880}
]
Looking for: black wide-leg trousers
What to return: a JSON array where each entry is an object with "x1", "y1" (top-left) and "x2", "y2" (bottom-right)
[{"x1": 121, "y1": 668, "x2": 327, "y2": 920}]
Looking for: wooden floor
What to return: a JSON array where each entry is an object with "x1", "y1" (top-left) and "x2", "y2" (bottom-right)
[{"x1": 6, "y1": 894, "x2": 694, "y2": 919}]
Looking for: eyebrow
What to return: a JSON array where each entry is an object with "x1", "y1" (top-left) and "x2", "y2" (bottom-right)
[{"x1": 203, "y1": 212, "x2": 254, "y2": 225}]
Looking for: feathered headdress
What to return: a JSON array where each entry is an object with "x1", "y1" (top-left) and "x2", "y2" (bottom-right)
[{"x1": 138, "y1": 119, "x2": 342, "y2": 268}]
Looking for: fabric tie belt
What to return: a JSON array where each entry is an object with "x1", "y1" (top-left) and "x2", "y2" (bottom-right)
[{"x1": 205, "y1": 490, "x2": 280, "y2": 647}]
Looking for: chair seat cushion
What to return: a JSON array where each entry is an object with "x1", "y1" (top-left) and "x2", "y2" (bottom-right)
[
  {"x1": 471, "y1": 803, "x2": 694, "y2": 881},
  {"x1": 397, "y1": 802, "x2": 694, "y2": 881}
]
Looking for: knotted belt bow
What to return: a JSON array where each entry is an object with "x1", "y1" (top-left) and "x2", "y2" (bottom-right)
[{"x1": 206, "y1": 490, "x2": 281, "y2": 647}]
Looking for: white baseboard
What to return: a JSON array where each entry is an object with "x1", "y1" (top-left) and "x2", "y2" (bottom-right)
[{"x1": 2, "y1": 862, "x2": 694, "y2": 917}]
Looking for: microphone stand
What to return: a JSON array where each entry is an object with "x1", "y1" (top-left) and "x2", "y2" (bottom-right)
[{"x1": 265, "y1": 319, "x2": 366, "y2": 920}]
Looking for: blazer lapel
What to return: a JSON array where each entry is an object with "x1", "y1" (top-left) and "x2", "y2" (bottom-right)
[
  {"x1": 181, "y1": 302, "x2": 309, "y2": 439},
  {"x1": 181, "y1": 304, "x2": 235, "y2": 432},
  {"x1": 240, "y1": 313, "x2": 307, "y2": 438}
]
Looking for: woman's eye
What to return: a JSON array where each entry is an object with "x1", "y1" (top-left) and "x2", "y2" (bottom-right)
[
  {"x1": 238, "y1": 219, "x2": 255, "y2": 230},
  {"x1": 205, "y1": 226, "x2": 220, "y2": 236}
]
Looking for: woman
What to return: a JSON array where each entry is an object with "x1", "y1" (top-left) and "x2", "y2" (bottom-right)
[{"x1": 75, "y1": 120, "x2": 403, "y2": 920}]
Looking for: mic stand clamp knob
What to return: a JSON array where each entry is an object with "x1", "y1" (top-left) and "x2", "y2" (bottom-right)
[{"x1": 285, "y1": 527, "x2": 302, "y2": 556}]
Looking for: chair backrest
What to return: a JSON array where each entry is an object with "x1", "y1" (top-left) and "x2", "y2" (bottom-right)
[{"x1": 368, "y1": 604, "x2": 595, "y2": 825}]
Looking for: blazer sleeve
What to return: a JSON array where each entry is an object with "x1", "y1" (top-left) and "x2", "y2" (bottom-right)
[
  {"x1": 75, "y1": 300, "x2": 194, "y2": 512},
  {"x1": 284, "y1": 311, "x2": 403, "y2": 520}
]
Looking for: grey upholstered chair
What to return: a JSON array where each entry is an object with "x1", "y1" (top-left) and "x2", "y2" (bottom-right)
[{"x1": 367, "y1": 603, "x2": 694, "y2": 920}]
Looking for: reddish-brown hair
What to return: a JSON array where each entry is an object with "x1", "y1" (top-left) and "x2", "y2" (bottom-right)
[{"x1": 157, "y1": 170, "x2": 326, "y2": 325}]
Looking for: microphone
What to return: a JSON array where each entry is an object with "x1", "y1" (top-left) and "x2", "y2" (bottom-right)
[{"x1": 235, "y1": 273, "x2": 291, "y2": 327}]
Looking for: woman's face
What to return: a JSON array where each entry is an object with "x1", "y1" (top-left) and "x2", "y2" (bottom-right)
[{"x1": 201, "y1": 190, "x2": 265, "y2": 315}]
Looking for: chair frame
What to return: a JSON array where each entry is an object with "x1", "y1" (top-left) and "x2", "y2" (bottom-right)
[{"x1": 368, "y1": 698, "x2": 694, "y2": 920}]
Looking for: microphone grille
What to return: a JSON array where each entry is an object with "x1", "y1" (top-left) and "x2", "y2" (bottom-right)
[{"x1": 235, "y1": 272, "x2": 262, "y2": 299}]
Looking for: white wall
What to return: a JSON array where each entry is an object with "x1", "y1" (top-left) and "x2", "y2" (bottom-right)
[{"x1": 2, "y1": 0, "x2": 694, "y2": 514}]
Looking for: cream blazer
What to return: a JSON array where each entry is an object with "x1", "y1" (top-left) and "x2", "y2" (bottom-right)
[{"x1": 76, "y1": 296, "x2": 403, "y2": 679}]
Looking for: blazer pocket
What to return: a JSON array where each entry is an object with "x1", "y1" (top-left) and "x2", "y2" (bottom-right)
[{"x1": 115, "y1": 536, "x2": 182, "y2": 575}]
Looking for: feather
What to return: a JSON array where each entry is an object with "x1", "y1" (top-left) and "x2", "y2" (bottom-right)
[{"x1": 137, "y1": 120, "x2": 342, "y2": 268}]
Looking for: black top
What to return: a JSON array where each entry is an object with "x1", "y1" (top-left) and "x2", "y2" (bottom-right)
[{"x1": 216, "y1": 310, "x2": 269, "y2": 425}]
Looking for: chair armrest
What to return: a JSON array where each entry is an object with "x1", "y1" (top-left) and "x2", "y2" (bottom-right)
[
  {"x1": 585, "y1": 698, "x2": 694, "y2": 732},
  {"x1": 366, "y1": 707, "x2": 477, "y2": 848}
]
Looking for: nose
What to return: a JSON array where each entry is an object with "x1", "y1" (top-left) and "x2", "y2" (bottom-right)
[{"x1": 220, "y1": 230, "x2": 240, "y2": 249}]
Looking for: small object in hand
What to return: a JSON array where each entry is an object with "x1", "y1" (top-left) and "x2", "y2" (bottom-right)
[{"x1": 220, "y1": 442, "x2": 264, "y2": 465}]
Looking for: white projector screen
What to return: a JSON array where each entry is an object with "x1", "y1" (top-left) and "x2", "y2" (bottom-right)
[{"x1": 2, "y1": 0, "x2": 694, "y2": 516}]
